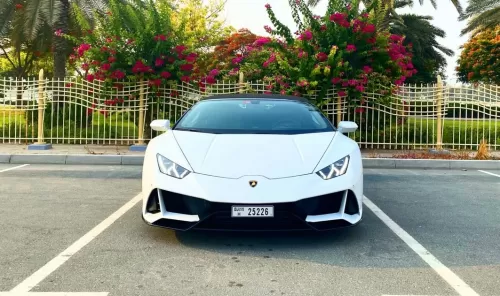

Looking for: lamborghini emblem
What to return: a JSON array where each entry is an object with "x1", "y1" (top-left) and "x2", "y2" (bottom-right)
[{"x1": 249, "y1": 180, "x2": 258, "y2": 187}]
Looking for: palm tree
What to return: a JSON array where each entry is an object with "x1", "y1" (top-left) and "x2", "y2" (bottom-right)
[
  {"x1": 458, "y1": 0, "x2": 499, "y2": 36},
  {"x1": 390, "y1": 12, "x2": 454, "y2": 82},
  {"x1": 307, "y1": 0, "x2": 463, "y2": 15},
  {"x1": 0, "y1": 0, "x2": 109, "y2": 79}
]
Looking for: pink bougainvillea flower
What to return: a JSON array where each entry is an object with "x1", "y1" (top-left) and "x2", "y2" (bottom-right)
[
  {"x1": 175, "y1": 45, "x2": 187, "y2": 55},
  {"x1": 15, "y1": 3, "x2": 23, "y2": 10},
  {"x1": 209, "y1": 69, "x2": 220, "y2": 76},
  {"x1": 111, "y1": 70, "x2": 125, "y2": 80},
  {"x1": 361, "y1": 13, "x2": 369, "y2": 18},
  {"x1": 362, "y1": 24, "x2": 375, "y2": 33},
  {"x1": 300, "y1": 30, "x2": 313, "y2": 41},
  {"x1": 180, "y1": 63, "x2": 194, "y2": 72},
  {"x1": 348, "y1": 79, "x2": 358, "y2": 86},
  {"x1": 206, "y1": 76, "x2": 217, "y2": 84},
  {"x1": 100, "y1": 63, "x2": 111, "y2": 71},
  {"x1": 77, "y1": 44, "x2": 91, "y2": 57},
  {"x1": 154, "y1": 34, "x2": 167, "y2": 41},
  {"x1": 265, "y1": 3, "x2": 271, "y2": 9},
  {"x1": 186, "y1": 53, "x2": 198, "y2": 63},
  {"x1": 181, "y1": 76, "x2": 191, "y2": 83},
  {"x1": 263, "y1": 61, "x2": 270, "y2": 68},
  {"x1": 367, "y1": 37, "x2": 376, "y2": 44},
  {"x1": 355, "y1": 85, "x2": 365, "y2": 92},
  {"x1": 331, "y1": 77, "x2": 341, "y2": 84},
  {"x1": 363, "y1": 65, "x2": 373, "y2": 74},
  {"x1": 316, "y1": 52, "x2": 328, "y2": 62},
  {"x1": 232, "y1": 57, "x2": 243, "y2": 65},
  {"x1": 255, "y1": 37, "x2": 272, "y2": 46},
  {"x1": 160, "y1": 71, "x2": 171, "y2": 79},
  {"x1": 320, "y1": 25, "x2": 327, "y2": 31},
  {"x1": 81, "y1": 63, "x2": 89, "y2": 71},
  {"x1": 86, "y1": 74, "x2": 95, "y2": 82},
  {"x1": 155, "y1": 58, "x2": 164, "y2": 67},
  {"x1": 389, "y1": 34, "x2": 402, "y2": 42},
  {"x1": 355, "y1": 107, "x2": 366, "y2": 113},
  {"x1": 108, "y1": 56, "x2": 116, "y2": 63},
  {"x1": 54, "y1": 29, "x2": 63, "y2": 36},
  {"x1": 264, "y1": 25, "x2": 272, "y2": 33},
  {"x1": 346, "y1": 44, "x2": 356, "y2": 52},
  {"x1": 132, "y1": 60, "x2": 147, "y2": 73},
  {"x1": 338, "y1": 91, "x2": 347, "y2": 97},
  {"x1": 229, "y1": 68, "x2": 239, "y2": 76},
  {"x1": 329, "y1": 13, "x2": 346, "y2": 23}
]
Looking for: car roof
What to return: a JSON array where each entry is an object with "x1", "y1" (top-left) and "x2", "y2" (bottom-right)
[{"x1": 200, "y1": 93, "x2": 310, "y2": 103}]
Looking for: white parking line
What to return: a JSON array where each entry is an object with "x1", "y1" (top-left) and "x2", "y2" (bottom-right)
[
  {"x1": 478, "y1": 170, "x2": 500, "y2": 178},
  {"x1": 0, "y1": 293, "x2": 108, "y2": 296},
  {"x1": 9, "y1": 193, "x2": 142, "y2": 293},
  {"x1": 0, "y1": 164, "x2": 29, "y2": 173},
  {"x1": 363, "y1": 195, "x2": 480, "y2": 296}
]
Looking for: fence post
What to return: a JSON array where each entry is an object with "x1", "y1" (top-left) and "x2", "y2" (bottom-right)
[
  {"x1": 436, "y1": 75, "x2": 443, "y2": 150},
  {"x1": 130, "y1": 78, "x2": 147, "y2": 151},
  {"x1": 336, "y1": 95, "x2": 342, "y2": 125},
  {"x1": 239, "y1": 72, "x2": 245, "y2": 93},
  {"x1": 138, "y1": 78, "x2": 145, "y2": 145},
  {"x1": 28, "y1": 69, "x2": 52, "y2": 150}
]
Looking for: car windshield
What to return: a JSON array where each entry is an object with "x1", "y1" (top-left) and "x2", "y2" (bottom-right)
[{"x1": 173, "y1": 98, "x2": 335, "y2": 134}]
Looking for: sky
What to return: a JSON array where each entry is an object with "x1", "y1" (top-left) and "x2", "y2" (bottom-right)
[{"x1": 220, "y1": 0, "x2": 470, "y2": 84}]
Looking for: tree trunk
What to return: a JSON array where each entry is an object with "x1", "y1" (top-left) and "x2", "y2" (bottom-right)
[{"x1": 53, "y1": 0, "x2": 70, "y2": 79}]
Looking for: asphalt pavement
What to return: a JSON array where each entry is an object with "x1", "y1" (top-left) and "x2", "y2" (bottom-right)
[{"x1": 0, "y1": 164, "x2": 499, "y2": 296}]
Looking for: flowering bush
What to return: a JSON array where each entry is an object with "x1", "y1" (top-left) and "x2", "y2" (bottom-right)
[
  {"x1": 456, "y1": 26, "x2": 500, "y2": 85},
  {"x1": 214, "y1": 0, "x2": 416, "y2": 105}
]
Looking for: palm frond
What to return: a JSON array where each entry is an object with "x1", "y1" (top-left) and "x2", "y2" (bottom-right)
[
  {"x1": 460, "y1": 6, "x2": 500, "y2": 35},
  {"x1": 23, "y1": 0, "x2": 49, "y2": 40}
]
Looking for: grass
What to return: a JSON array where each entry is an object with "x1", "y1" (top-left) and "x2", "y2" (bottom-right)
[{"x1": 408, "y1": 118, "x2": 500, "y2": 131}]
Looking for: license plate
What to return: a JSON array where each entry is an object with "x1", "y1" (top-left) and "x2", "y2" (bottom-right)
[{"x1": 231, "y1": 206, "x2": 274, "y2": 217}]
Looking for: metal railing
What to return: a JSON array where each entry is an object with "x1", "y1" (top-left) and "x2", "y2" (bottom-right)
[{"x1": 1, "y1": 71, "x2": 499, "y2": 150}]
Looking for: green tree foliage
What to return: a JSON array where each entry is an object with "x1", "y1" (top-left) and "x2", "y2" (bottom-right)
[
  {"x1": 456, "y1": 26, "x2": 499, "y2": 84},
  {"x1": 170, "y1": 0, "x2": 234, "y2": 52}
]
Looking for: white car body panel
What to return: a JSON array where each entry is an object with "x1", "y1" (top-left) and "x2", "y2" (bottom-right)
[{"x1": 172, "y1": 130, "x2": 336, "y2": 179}]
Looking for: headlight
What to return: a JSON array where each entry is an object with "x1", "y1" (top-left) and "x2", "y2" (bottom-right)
[
  {"x1": 156, "y1": 154, "x2": 191, "y2": 179},
  {"x1": 316, "y1": 155, "x2": 350, "y2": 180}
]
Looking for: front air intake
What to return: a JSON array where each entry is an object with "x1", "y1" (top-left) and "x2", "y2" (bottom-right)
[
  {"x1": 146, "y1": 190, "x2": 161, "y2": 214},
  {"x1": 344, "y1": 190, "x2": 359, "y2": 215}
]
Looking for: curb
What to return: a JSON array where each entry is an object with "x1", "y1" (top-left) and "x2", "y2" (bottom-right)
[
  {"x1": 0, "y1": 154, "x2": 144, "y2": 166},
  {"x1": 1, "y1": 154, "x2": 500, "y2": 170},
  {"x1": 362, "y1": 158, "x2": 500, "y2": 170}
]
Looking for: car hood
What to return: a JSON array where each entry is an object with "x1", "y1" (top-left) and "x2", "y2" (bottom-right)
[{"x1": 172, "y1": 130, "x2": 336, "y2": 179}]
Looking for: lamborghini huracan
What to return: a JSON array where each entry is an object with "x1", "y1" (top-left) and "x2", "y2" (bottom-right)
[{"x1": 141, "y1": 94, "x2": 363, "y2": 231}]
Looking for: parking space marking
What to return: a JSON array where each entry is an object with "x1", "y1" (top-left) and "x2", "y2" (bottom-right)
[
  {"x1": 0, "y1": 293, "x2": 108, "y2": 296},
  {"x1": 9, "y1": 193, "x2": 142, "y2": 293},
  {"x1": 478, "y1": 170, "x2": 500, "y2": 178},
  {"x1": 0, "y1": 164, "x2": 29, "y2": 173},
  {"x1": 364, "y1": 195, "x2": 480, "y2": 296}
]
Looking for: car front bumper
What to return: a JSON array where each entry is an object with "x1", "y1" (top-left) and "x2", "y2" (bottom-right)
[{"x1": 143, "y1": 189, "x2": 361, "y2": 231}]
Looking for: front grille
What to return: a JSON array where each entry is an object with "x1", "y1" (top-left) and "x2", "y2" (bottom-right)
[{"x1": 153, "y1": 189, "x2": 358, "y2": 231}]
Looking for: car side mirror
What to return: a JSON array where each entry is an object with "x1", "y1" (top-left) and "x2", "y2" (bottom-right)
[
  {"x1": 150, "y1": 119, "x2": 170, "y2": 132},
  {"x1": 337, "y1": 121, "x2": 358, "y2": 134}
]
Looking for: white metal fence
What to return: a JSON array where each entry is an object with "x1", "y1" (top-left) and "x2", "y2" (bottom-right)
[{"x1": 1, "y1": 73, "x2": 499, "y2": 150}]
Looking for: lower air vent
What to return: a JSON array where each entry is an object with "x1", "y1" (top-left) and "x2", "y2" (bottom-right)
[
  {"x1": 344, "y1": 190, "x2": 359, "y2": 215},
  {"x1": 146, "y1": 190, "x2": 161, "y2": 214}
]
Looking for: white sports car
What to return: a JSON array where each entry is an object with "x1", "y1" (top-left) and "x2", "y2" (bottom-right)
[{"x1": 141, "y1": 94, "x2": 363, "y2": 231}]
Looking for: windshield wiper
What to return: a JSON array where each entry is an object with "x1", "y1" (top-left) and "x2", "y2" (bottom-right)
[{"x1": 175, "y1": 128, "x2": 220, "y2": 134}]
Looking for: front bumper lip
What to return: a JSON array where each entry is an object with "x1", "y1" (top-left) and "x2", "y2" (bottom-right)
[{"x1": 142, "y1": 189, "x2": 362, "y2": 232}]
